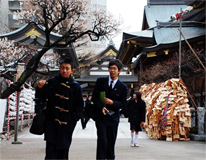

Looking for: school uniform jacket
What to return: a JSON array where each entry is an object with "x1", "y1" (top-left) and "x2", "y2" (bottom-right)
[
  {"x1": 36, "y1": 74, "x2": 83, "y2": 149},
  {"x1": 92, "y1": 77, "x2": 127, "y2": 126},
  {"x1": 127, "y1": 99, "x2": 146, "y2": 125}
]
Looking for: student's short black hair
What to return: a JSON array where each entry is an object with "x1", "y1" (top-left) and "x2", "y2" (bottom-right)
[
  {"x1": 108, "y1": 59, "x2": 123, "y2": 70},
  {"x1": 60, "y1": 58, "x2": 74, "y2": 69},
  {"x1": 134, "y1": 91, "x2": 142, "y2": 100}
]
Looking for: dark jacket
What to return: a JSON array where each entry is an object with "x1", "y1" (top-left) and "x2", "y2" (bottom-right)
[
  {"x1": 126, "y1": 99, "x2": 146, "y2": 125},
  {"x1": 36, "y1": 74, "x2": 83, "y2": 149},
  {"x1": 92, "y1": 77, "x2": 127, "y2": 126}
]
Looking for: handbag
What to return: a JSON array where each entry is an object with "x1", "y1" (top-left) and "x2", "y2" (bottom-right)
[
  {"x1": 29, "y1": 112, "x2": 45, "y2": 135},
  {"x1": 29, "y1": 97, "x2": 47, "y2": 135}
]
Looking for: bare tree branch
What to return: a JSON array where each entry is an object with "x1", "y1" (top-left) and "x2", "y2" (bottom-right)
[{"x1": 0, "y1": 0, "x2": 122, "y2": 98}]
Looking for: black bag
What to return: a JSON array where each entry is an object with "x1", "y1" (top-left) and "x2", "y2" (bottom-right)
[
  {"x1": 85, "y1": 101, "x2": 102, "y2": 121},
  {"x1": 29, "y1": 112, "x2": 45, "y2": 135},
  {"x1": 29, "y1": 94, "x2": 47, "y2": 135}
]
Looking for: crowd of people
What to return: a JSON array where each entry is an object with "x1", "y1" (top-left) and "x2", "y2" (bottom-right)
[{"x1": 35, "y1": 58, "x2": 146, "y2": 160}]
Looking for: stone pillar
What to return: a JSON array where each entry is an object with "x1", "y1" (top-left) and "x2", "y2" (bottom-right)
[
  {"x1": 197, "y1": 107, "x2": 205, "y2": 135},
  {"x1": 190, "y1": 107, "x2": 196, "y2": 127}
]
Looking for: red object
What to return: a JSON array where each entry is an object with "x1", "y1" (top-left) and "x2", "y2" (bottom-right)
[{"x1": 175, "y1": 10, "x2": 184, "y2": 20}]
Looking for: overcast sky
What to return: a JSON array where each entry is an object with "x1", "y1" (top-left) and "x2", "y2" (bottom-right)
[{"x1": 107, "y1": 0, "x2": 147, "y2": 49}]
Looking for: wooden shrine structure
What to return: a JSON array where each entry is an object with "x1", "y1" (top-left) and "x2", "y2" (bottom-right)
[{"x1": 76, "y1": 40, "x2": 138, "y2": 96}]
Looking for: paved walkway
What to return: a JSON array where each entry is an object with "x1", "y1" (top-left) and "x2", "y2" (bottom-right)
[{"x1": 0, "y1": 118, "x2": 206, "y2": 160}]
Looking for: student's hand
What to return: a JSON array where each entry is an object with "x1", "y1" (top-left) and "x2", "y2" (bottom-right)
[
  {"x1": 102, "y1": 107, "x2": 109, "y2": 115},
  {"x1": 38, "y1": 80, "x2": 48, "y2": 89},
  {"x1": 103, "y1": 97, "x2": 114, "y2": 105}
]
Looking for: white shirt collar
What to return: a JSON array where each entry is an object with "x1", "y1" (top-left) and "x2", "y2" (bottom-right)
[{"x1": 108, "y1": 76, "x2": 118, "y2": 89}]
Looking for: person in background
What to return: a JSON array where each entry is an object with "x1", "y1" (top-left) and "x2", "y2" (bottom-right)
[
  {"x1": 92, "y1": 59, "x2": 127, "y2": 160},
  {"x1": 126, "y1": 91, "x2": 146, "y2": 147},
  {"x1": 81, "y1": 95, "x2": 89, "y2": 129},
  {"x1": 36, "y1": 58, "x2": 83, "y2": 160},
  {"x1": 85, "y1": 95, "x2": 93, "y2": 121}
]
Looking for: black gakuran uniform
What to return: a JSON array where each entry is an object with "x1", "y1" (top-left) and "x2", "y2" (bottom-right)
[{"x1": 36, "y1": 74, "x2": 83, "y2": 159}]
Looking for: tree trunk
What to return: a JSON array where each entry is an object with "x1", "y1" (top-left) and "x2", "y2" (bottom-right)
[{"x1": 0, "y1": 47, "x2": 50, "y2": 99}]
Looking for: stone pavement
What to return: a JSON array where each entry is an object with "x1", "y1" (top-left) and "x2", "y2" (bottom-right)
[{"x1": 0, "y1": 118, "x2": 206, "y2": 160}]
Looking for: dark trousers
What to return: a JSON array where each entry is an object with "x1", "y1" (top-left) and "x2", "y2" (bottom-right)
[
  {"x1": 45, "y1": 141, "x2": 69, "y2": 160},
  {"x1": 81, "y1": 109, "x2": 90, "y2": 129},
  {"x1": 95, "y1": 121, "x2": 118, "y2": 160}
]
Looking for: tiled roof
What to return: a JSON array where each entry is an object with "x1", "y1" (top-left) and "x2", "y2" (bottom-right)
[
  {"x1": 143, "y1": 26, "x2": 205, "y2": 52},
  {"x1": 145, "y1": 5, "x2": 188, "y2": 28}
]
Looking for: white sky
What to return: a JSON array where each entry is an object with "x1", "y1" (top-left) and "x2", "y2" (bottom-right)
[{"x1": 107, "y1": 0, "x2": 147, "y2": 49}]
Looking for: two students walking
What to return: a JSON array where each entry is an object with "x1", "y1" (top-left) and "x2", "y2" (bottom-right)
[{"x1": 36, "y1": 58, "x2": 145, "y2": 160}]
